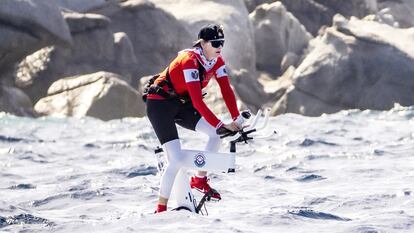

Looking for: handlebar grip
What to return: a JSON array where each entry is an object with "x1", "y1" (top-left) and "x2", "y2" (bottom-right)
[
  {"x1": 216, "y1": 126, "x2": 230, "y2": 135},
  {"x1": 241, "y1": 110, "x2": 251, "y2": 119},
  {"x1": 216, "y1": 126, "x2": 238, "y2": 138}
]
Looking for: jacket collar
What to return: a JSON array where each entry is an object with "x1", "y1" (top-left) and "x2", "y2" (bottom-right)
[{"x1": 179, "y1": 47, "x2": 218, "y2": 71}]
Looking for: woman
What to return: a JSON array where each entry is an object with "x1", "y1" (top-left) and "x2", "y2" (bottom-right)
[{"x1": 145, "y1": 24, "x2": 244, "y2": 213}]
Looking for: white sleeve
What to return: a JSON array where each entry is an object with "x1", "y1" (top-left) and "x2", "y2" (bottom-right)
[{"x1": 216, "y1": 65, "x2": 227, "y2": 78}]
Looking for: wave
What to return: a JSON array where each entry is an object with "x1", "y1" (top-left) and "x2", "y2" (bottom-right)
[
  {"x1": 288, "y1": 209, "x2": 351, "y2": 221},
  {"x1": 110, "y1": 165, "x2": 158, "y2": 178},
  {"x1": 295, "y1": 174, "x2": 326, "y2": 182},
  {"x1": 0, "y1": 213, "x2": 54, "y2": 229},
  {"x1": 8, "y1": 184, "x2": 36, "y2": 190}
]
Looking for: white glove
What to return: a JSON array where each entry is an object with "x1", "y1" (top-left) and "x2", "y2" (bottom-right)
[{"x1": 233, "y1": 114, "x2": 245, "y2": 129}]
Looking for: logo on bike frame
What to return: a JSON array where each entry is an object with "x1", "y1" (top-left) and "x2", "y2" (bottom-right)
[{"x1": 194, "y1": 153, "x2": 206, "y2": 167}]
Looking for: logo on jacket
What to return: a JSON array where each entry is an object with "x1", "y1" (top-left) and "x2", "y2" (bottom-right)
[
  {"x1": 223, "y1": 68, "x2": 227, "y2": 74},
  {"x1": 191, "y1": 70, "x2": 199, "y2": 80},
  {"x1": 194, "y1": 153, "x2": 206, "y2": 167}
]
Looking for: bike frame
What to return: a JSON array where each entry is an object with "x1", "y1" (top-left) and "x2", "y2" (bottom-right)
[{"x1": 155, "y1": 109, "x2": 270, "y2": 214}]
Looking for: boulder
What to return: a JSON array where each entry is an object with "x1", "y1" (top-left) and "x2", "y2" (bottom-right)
[
  {"x1": 200, "y1": 80, "x2": 245, "y2": 116},
  {"x1": 55, "y1": 0, "x2": 117, "y2": 12},
  {"x1": 281, "y1": 52, "x2": 300, "y2": 74},
  {"x1": 249, "y1": 2, "x2": 312, "y2": 76},
  {"x1": 148, "y1": 0, "x2": 267, "y2": 111},
  {"x1": 363, "y1": 8, "x2": 399, "y2": 27},
  {"x1": 271, "y1": 15, "x2": 414, "y2": 116},
  {"x1": 378, "y1": 0, "x2": 414, "y2": 28},
  {"x1": 0, "y1": 0, "x2": 71, "y2": 76},
  {"x1": 15, "y1": 11, "x2": 138, "y2": 103},
  {"x1": 244, "y1": 0, "x2": 378, "y2": 36},
  {"x1": 315, "y1": 0, "x2": 378, "y2": 18},
  {"x1": 279, "y1": 0, "x2": 333, "y2": 36},
  {"x1": 228, "y1": 69, "x2": 269, "y2": 113},
  {"x1": 34, "y1": 72, "x2": 144, "y2": 120},
  {"x1": 243, "y1": 0, "x2": 275, "y2": 12},
  {"x1": 149, "y1": 0, "x2": 256, "y2": 72},
  {"x1": 0, "y1": 86, "x2": 35, "y2": 117},
  {"x1": 91, "y1": 0, "x2": 192, "y2": 79}
]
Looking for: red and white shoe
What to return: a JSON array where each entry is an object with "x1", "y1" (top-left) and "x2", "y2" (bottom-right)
[
  {"x1": 154, "y1": 204, "x2": 167, "y2": 213},
  {"x1": 190, "y1": 176, "x2": 221, "y2": 200}
]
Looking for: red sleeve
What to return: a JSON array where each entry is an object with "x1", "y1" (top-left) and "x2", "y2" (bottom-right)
[
  {"x1": 182, "y1": 56, "x2": 222, "y2": 128},
  {"x1": 215, "y1": 59, "x2": 240, "y2": 120}
]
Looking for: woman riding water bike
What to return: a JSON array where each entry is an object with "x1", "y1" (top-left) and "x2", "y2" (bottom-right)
[{"x1": 144, "y1": 24, "x2": 244, "y2": 213}]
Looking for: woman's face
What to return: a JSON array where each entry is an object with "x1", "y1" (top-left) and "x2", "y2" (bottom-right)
[{"x1": 201, "y1": 40, "x2": 224, "y2": 60}]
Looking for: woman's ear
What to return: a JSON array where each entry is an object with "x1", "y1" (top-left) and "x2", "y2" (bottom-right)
[{"x1": 200, "y1": 40, "x2": 207, "y2": 48}]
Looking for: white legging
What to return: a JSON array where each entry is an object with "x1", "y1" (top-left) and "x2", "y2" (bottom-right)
[{"x1": 159, "y1": 117, "x2": 220, "y2": 199}]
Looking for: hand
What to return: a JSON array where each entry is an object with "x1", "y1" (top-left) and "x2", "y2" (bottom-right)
[
  {"x1": 224, "y1": 122, "x2": 241, "y2": 132},
  {"x1": 216, "y1": 123, "x2": 239, "y2": 135}
]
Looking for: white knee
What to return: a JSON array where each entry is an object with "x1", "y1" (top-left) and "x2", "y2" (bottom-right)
[
  {"x1": 195, "y1": 118, "x2": 221, "y2": 152},
  {"x1": 162, "y1": 139, "x2": 183, "y2": 166}
]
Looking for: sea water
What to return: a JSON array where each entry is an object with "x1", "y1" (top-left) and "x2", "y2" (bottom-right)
[{"x1": 0, "y1": 106, "x2": 413, "y2": 232}]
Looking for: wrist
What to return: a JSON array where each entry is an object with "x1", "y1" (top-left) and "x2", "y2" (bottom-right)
[
  {"x1": 215, "y1": 121, "x2": 223, "y2": 129},
  {"x1": 233, "y1": 114, "x2": 244, "y2": 127}
]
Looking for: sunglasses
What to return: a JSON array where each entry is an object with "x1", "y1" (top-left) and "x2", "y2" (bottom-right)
[{"x1": 210, "y1": 40, "x2": 224, "y2": 48}]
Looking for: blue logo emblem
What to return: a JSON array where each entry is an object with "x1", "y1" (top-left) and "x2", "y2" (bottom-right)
[
  {"x1": 194, "y1": 153, "x2": 206, "y2": 167},
  {"x1": 191, "y1": 70, "x2": 199, "y2": 80}
]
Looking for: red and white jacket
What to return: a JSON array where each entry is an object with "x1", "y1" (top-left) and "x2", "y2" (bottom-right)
[{"x1": 147, "y1": 47, "x2": 240, "y2": 128}]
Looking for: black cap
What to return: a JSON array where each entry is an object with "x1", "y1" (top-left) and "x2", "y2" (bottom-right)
[{"x1": 193, "y1": 24, "x2": 224, "y2": 46}]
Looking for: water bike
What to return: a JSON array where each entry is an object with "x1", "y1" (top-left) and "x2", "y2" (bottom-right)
[{"x1": 154, "y1": 108, "x2": 271, "y2": 215}]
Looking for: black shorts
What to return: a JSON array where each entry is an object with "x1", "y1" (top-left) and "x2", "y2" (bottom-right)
[{"x1": 146, "y1": 98, "x2": 202, "y2": 145}]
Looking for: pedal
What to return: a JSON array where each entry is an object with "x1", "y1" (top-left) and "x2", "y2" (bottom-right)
[{"x1": 193, "y1": 188, "x2": 221, "y2": 201}]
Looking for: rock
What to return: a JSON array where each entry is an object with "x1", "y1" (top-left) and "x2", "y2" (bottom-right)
[
  {"x1": 15, "y1": 11, "x2": 138, "y2": 103},
  {"x1": 34, "y1": 72, "x2": 144, "y2": 120},
  {"x1": 149, "y1": 0, "x2": 255, "y2": 72},
  {"x1": 0, "y1": 86, "x2": 35, "y2": 117},
  {"x1": 315, "y1": 0, "x2": 378, "y2": 19},
  {"x1": 55, "y1": 0, "x2": 117, "y2": 12},
  {"x1": 243, "y1": 0, "x2": 275, "y2": 12},
  {"x1": 246, "y1": 0, "x2": 378, "y2": 36},
  {"x1": 271, "y1": 15, "x2": 414, "y2": 116},
  {"x1": 281, "y1": 52, "x2": 300, "y2": 73},
  {"x1": 250, "y1": 2, "x2": 312, "y2": 76},
  {"x1": 279, "y1": 0, "x2": 333, "y2": 36},
  {"x1": 92, "y1": 0, "x2": 191, "y2": 79},
  {"x1": 200, "y1": 80, "x2": 246, "y2": 116},
  {"x1": 148, "y1": 0, "x2": 267, "y2": 112},
  {"x1": 228, "y1": 69, "x2": 268, "y2": 112},
  {"x1": 378, "y1": 0, "x2": 414, "y2": 28},
  {"x1": 364, "y1": 8, "x2": 399, "y2": 27},
  {"x1": 0, "y1": 0, "x2": 72, "y2": 75}
]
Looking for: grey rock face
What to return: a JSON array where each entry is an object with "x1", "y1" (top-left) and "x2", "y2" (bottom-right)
[
  {"x1": 34, "y1": 72, "x2": 144, "y2": 120},
  {"x1": 0, "y1": 86, "x2": 34, "y2": 117},
  {"x1": 55, "y1": 0, "x2": 117, "y2": 12},
  {"x1": 148, "y1": 0, "x2": 265, "y2": 111},
  {"x1": 92, "y1": 0, "x2": 191, "y2": 79},
  {"x1": 15, "y1": 11, "x2": 138, "y2": 103},
  {"x1": 244, "y1": 0, "x2": 275, "y2": 12},
  {"x1": 0, "y1": 0, "x2": 71, "y2": 75},
  {"x1": 250, "y1": 2, "x2": 312, "y2": 76},
  {"x1": 229, "y1": 69, "x2": 268, "y2": 112},
  {"x1": 149, "y1": 0, "x2": 255, "y2": 72},
  {"x1": 245, "y1": 0, "x2": 378, "y2": 36},
  {"x1": 286, "y1": 0, "x2": 377, "y2": 35},
  {"x1": 379, "y1": 0, "x2": 414, "y2": 28},
  {"x1": 272, "y1": 15, "x2": 414, "y2": 116}
]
